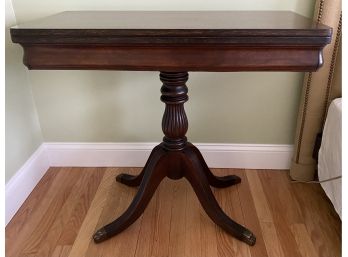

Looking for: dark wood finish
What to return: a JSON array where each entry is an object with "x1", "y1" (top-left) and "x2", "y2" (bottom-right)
[
  {"x1": 19, "y1": 45, "x2": 324, "y2": 71},
  {"x1": 160, "y1": 72, "x2": 189, "y2": 151},
  {"x1": 100, "y1": 142, "x2": 255, "y2": 245},
  {"x1": 10, "y1": 11, "x2": 332, "y2": 247},
  {"x1": 188, "y1": 143, "x2": 242, "y2": 188},
  {"x1": 116, "y1": 143, "x2": 242, "y2": 189},
  {"x1": 11, "y1": 12, "x2": 330, "y2": 33},
  {"x1": 11, "y1": 11, "x2": 331, "y2": 71},
  {"x1": 95, "y1": 72, "x2": 254, "y2": 245}
]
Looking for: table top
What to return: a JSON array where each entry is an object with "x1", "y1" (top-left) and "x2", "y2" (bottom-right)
[
  {"x1": 13, "y1": 11, "x2": 328, "y2": 30},
  {"x1": 10, "y1": 11, "x2": 332, "y2": 72},
  {"x1": 11, "y1": 11, "x2": 331, "y2": 45}
]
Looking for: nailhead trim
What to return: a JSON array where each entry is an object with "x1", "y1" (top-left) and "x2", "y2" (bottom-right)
[
  {"x1": 294, "y1": 0, "x2": 326, "y2": 163},
  {"x1": 321, "y1": 13, "x2": 342, "y2": 129}
]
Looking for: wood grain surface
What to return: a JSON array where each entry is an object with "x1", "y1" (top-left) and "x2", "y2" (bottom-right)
[
  {"x1": 10, "y1": 11, "x2": 331, "y2": 71},
  {"x1": 11, "y1": 11, "x2": 331, "y2": 44},
  {"x1": 6, "y1": 168, "x2": 341, "y2": 257}
]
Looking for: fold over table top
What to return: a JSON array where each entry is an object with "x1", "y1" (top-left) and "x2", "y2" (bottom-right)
[{"x1": 11, "y1": 11, "x2": 332, "y2": 71}]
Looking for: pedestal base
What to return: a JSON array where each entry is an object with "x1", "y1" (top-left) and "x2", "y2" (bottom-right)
[{"x1": 93, "y1": 142, "x2": 256, "y2": 246}]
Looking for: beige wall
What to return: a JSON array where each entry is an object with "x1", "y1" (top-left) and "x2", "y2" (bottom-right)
[
  {"x1": 6, "y1": 0, "x2": 316, "y2": 180},
  {"x1": 28, "y1": 71, "x2": 304, "y2": 144},
  {"x1": 5, "y1": 0, "x2": 43, "y2": 182},
  {"x1": 12, "y1": 0, "x2": 315, "y2": 23}
]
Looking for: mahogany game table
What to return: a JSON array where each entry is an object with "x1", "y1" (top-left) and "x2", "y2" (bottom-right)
[{"x1": 11, "y1": 11, "x2": 332, "y2": 246}]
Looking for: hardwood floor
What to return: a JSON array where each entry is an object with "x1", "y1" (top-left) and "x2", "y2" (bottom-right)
[{"x1": 6, "y1": 167, "x2": 341, "y2": 257}]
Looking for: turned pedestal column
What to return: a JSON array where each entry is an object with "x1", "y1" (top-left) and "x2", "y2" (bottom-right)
[{"x1": 93, "y1": 72, "x2": 256, "y2": 246}]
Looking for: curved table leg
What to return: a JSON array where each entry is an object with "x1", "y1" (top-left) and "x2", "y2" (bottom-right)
[
  {"x1": 187, "y1": 143, "x2": 241, "y2": 188},
  {"x1": 183, "y1": 148, "x2": 256, "y2": 246},
  {"x1": 93, "y1": 71, "x2": 255, "y2": 246},
  {"x1": 116, "y1": 145, "x2": 162, "y2": 187},
  {"x1": 93, "y1": 146, "x2": 167, "y2": 243}
]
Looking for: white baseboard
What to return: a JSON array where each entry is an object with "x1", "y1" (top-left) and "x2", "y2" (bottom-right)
[
  {"x1": 5, "y1": 144, "x2": 50, "y2": 225},
  {"x1": 46, "y1": 142, "x2": 293, "y2": 170},
  {"x1": 6, "y1": 142, "x2": 293, "y2": 225},
  {"x1": 46, "y1": 142, "x2": 158, "y2": 168},
  {"x1": 196, "y1": 143, "x2": 293, "y2": 169}
]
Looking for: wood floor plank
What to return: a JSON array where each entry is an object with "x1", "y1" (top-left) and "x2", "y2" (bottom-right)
[
  {"x1": 32, "y1": 169, "x2": 91, "y2": 256},
  {"x1": 259, "y1": 221, "x2": 285, "y2": 257},
  {"x1": 86, "y1": 168, "x2": 139, "y2": 257},
  {"x1": 258, "y1": 170, "x2": 302, "y2": 257},
  {"x1": 56, "y1": 168, "x2": 105, "y2": 246},
  {"x1": 198, "y1": 173, "x2": 219, "y2": 257},
  {"x1": 109, "y1": 168, "x2": 144, "y2": 257},
  {"x1": 108, "y1": 195, "x2": 142, "y2": 257},
  {"x1": 6, "y1": 168, "x2": 341, "y2": 257},
  {"x1": 132, "y1": 176, "x2": 186, "y2": 257},
  {"x1": 32, "y1": 168, "x2": 104, "y2": 257},
  {"x1": 132, "y1": 170, "x2": 160, "y2": 257},
  {"x1": 235, "y1": 169, "x2": 269, "y2": 257},
  {"x1": 214, "y1": 169, "x2": 251, "y2": 257},
  {"x1": 51, "y1": 245, "x2": 72, "y2": 257},
  {"x1": 185, "y1": 178, "x2": 202, "y2": 257},
  {"x1": 168, "y1": 179, "x2": 187, "y2": 257},
  {"x1": 200, "y1": 202, "x2": 218, "y2": 257},
  {"x1": 291, "y1": 223, "x2": 319, "y2": 257},
  {"x1": 5, "y1": 168, "x2": 58, "y2": 250},
  {"x1": 277, "y1": 172, "x2": 305, "y2": 223},
  {"x1": 6, "y1": 168, "x2": 80, "y2": 257},
  {"x1": 67, "y1": 168, "x2": 117, "y2": 257},
  {"x1": 147, "y1": 178, "x2": 174, "y2": 257},
  {"x1": 20, "y1": 168, "x2": 82, "y2": 257},
  {"x1": 246, "y1": 170, "x2": 284, "y2": 257},
  {"x1": 291, "y1": 182, "x2": 341, "y2": 257},
  {"x1": 246, "y1": 170, "x2": 273, "y2": 222}
]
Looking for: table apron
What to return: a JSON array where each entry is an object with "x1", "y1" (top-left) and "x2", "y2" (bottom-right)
[{"x1": 21, "y1": 44, "x2": 323, "y2": 72}]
